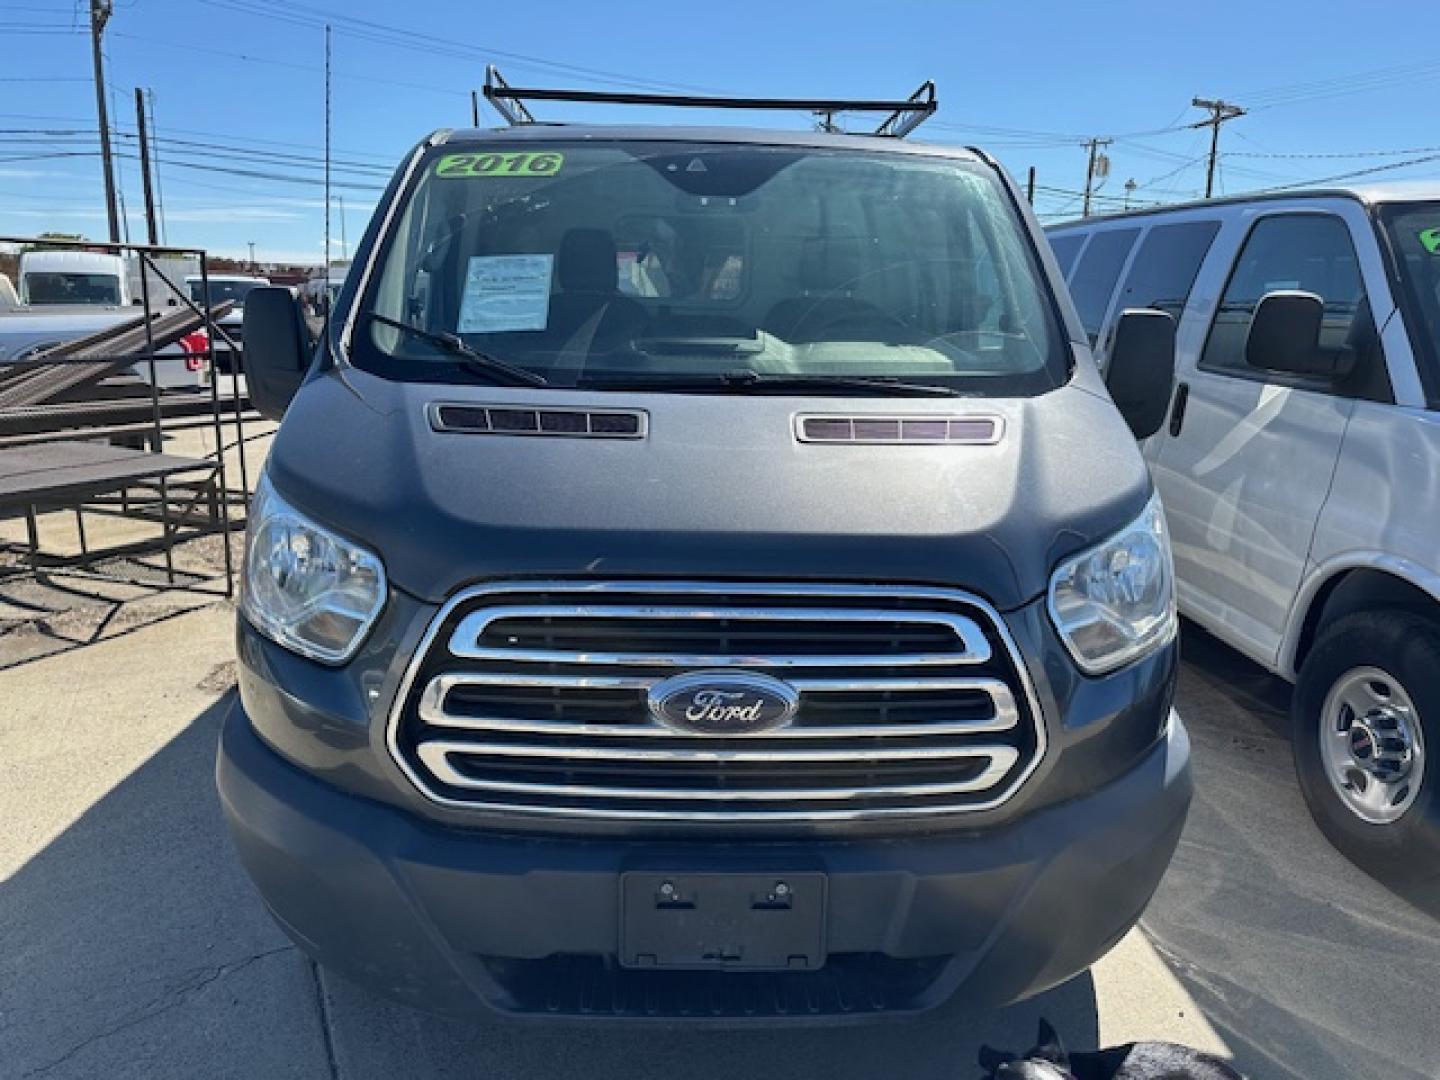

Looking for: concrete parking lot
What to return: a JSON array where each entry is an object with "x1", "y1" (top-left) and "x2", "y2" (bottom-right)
[{"x1": 2, "y1": 595, "x2": 1437, "y2": 1079}]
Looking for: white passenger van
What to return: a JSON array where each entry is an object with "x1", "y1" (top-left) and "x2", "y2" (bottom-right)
[
  {"x1": 17, "y1": 249, "x2": 129, "y2": 306},
  {"x1": 1050, "y1": 184, "x2": 1440, "y2": 875}
]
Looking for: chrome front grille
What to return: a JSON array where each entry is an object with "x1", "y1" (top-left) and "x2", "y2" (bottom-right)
[{"x1": 387, "y1": 582, "x2": 1045, "y2": 822}]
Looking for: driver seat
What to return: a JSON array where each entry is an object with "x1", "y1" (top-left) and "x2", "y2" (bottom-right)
[
  {"x1": 546, "y1": 228, "x2": 646, "y2": 348},
  {"x1": 763, "y1": 238, "x2": 895, "y2": 344}
]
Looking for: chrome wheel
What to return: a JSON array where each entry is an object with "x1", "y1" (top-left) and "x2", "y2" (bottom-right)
[{"x1": 1320, "y1": 666, "x2": 1426, "y2": 825}]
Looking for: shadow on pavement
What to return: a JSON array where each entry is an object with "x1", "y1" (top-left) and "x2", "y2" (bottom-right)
[
  {"x1": 1141, "y1": 622, "x2": 1440, "y2": 1080},
  {"x1": 0, "y1": 689, "x2": 1104, "y2": 1080},
  {"x1": 0, "y1": 572, "x2": 223, "y2": 674},
  {"x1": 0, "y1": 694, "x2": 331, "y2": 1080},
  {"x1": 314, "y1": 961, "x2": 1100, "y2": 1080},
  {"x1": 17, "y1": 644, "x2": 1438, "y2": 1080}
]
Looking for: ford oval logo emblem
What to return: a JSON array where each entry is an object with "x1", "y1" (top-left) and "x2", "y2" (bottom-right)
[{"x1": 648, "y1": 671, "x2": 800, "y2": 735}]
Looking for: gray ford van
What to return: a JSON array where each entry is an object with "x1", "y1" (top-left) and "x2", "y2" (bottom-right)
[{"x1": 218, "y1": 86, "x2": 1191, "y2": 1022}]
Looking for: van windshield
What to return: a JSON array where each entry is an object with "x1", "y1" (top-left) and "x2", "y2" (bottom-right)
[
  {"x1": 1382, "y1": 202, "x2": 1440, "y2": 390},
  {"x1": 24, "y1": 272, "x2": 121, "y2": 306},
  {"x1": 358, "y1": 140, "x2": 1066, "y2": 394}
]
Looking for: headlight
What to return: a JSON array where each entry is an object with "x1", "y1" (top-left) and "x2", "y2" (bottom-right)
[
  {"x1": 1047, "y1": 494, "x2": 1176, "y2": 674},
  {"x1": 239, "y1": 473, "x2": 386, "y2": 664}
]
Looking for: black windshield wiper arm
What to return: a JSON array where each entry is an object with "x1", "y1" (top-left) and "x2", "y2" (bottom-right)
[
  {"x1": 366, "y1": 313, "x2": 547, "y2": 387},
  {"x1": 578, "y1": 369, "x2": 960, "y2": 397}
]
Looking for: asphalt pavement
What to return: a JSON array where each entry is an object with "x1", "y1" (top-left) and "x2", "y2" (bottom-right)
[{"x1": 1, "y1": 605, "x2": 1436, "y2": 1080}]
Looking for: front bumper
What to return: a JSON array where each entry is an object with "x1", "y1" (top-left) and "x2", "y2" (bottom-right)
[{"x1": 216, "y1": 702, "x2": 1192, "y2": 1023}]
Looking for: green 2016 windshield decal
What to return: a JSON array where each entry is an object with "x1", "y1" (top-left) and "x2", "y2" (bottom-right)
[
  {"x1": 1420, "y1": 227, "x2": 1440, "y2": 255},
  {"x1": 434, "y1": 151, "x2": 564, "y2": 178}
]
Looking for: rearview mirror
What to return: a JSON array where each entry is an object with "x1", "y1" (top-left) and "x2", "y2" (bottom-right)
[
  {"x1": 242, "y1": 286, "x2": 311, "y2": 421},
  {"x1": 1105, "y1": 309, "x2": 1176, "y2": 440},
  {"x1": 1245, "y1": 290, "x2": 1352, "y2": 377}
]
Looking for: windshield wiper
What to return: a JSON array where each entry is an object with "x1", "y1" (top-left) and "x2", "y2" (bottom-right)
[
  {"x1": 366, "y1": 313, "x2": 547, "y2": 387},
  {"x1": 577, "y1": 369, "x2": 961, "y2": 397}
]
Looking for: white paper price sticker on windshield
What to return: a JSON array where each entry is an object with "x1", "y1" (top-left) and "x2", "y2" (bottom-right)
[{"x1": 457, "y1": 254, "x2": 553, "y2": 334}]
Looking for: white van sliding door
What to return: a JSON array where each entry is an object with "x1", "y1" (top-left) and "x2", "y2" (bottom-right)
[{"x1": 1151, "y1": 208, "x2": 1387, "y2": 668}]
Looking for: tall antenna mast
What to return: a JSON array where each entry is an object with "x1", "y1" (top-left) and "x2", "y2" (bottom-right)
[
  {"x1": 323, "y1": 24, "x2": 332, "y2": 277},
  {"x1": 146, "y1": 89, "x2": 168, "y2": 243}
]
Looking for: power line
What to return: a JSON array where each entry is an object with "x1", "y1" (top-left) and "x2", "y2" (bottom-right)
[
  {"x1": 109, "y1": 29, "x2": 471, "y2": 100},
  {"x1": 1251, "y1": 152, "x2": 1440, "y2": 193},
  {"x1": 0, "y1": 151, "x2": 99, "y2": 163},
  {"x1": 1229, "y1": 145, "x2": 1440, "y2": 160},
  {"x1": 196, "y1": 0, "x2": 726, "y2": 97},
  {"x1": 1238, "y1": 58, "x2": 1440, "y2": 110}
]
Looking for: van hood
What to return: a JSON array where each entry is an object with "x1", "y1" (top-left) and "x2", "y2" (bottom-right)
[{"x1": 263, "y1": 366, "x2": 1150, "y2": 611}]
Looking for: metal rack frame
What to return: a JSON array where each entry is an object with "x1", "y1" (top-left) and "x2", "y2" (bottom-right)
[
  {"x1": 0, "y1": 234, "x2": 253, "y2": 597},
  {"x1": 482, "y1": 65, "x2": 938, "y2": 138}
]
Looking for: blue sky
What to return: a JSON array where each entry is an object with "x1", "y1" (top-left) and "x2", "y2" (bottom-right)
[{"x1": 3, "y1": 0, "x2": 1439, "y2": 264}]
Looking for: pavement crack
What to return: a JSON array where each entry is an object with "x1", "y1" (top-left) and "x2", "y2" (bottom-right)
[
  {"x1": 309, "y1": 959, "x2": 342, "y2": 1080},
  {"x1": 18, "y1": 945, "x2": 295, "y2": 1078}
]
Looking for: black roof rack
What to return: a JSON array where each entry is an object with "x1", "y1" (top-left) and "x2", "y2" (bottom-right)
[{"x1": 482, "y1": 65, "x2": 938, "y2": 139}]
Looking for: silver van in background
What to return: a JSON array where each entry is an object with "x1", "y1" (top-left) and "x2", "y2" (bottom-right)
[{"x1": 1050, "y1": 184, "x2": 1440, "y2": 878}]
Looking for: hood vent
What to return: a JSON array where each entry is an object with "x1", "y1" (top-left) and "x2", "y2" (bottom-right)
[
  {"x1": 429, "y1": 403, "x2": 647, "y2": 439},
  {"x1": 795, "y1": 414, "x2": 1002, "y2": 445}
]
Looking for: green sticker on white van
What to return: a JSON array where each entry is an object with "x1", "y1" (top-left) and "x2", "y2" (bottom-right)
[
  {"x1": 434, "y1": 151, "x2": 564, "y2": 179},
  {"x1": 1420, "y1": 227, "x2": 1440, "y2": 255}
]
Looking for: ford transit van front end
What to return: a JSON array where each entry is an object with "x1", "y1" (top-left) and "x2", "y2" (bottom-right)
[{"x1": 217, "y1": 126, "x2": 1190, "y2": 1021}]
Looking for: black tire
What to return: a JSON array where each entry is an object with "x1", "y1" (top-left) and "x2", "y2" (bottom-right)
[{"x1": 1293, "y1": 610, "x2": 1440, "y2": 879}]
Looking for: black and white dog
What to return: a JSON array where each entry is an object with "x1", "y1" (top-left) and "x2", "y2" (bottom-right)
[{"x1": 979, "y1": 1019, "x2": 1247, "y2": 1079}]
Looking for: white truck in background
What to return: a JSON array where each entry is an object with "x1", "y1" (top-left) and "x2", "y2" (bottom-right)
[
  {"x1": 18, "y1": 250, "x2": 130, "y2": 306},
  {"x1": 16, "y1": 248, "x2": 199, "y2": 310},
  {"x1": 2, "y1": 250, "x2": 209, "y2": 391}
]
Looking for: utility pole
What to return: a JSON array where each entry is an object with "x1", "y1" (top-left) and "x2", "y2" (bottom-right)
[
  {"x1": 1192, "y1": 97, "x2": 1245, "y2": 199},
  {"x1": 1082, "y1": 137, "x2": 1112, "y2": 218},
  {"x1": 134, "y1": 88, "x2": 159, "y2": 245},
  {"x1": 89, "y1": 0, "x2": 120, "y2": 243},
  {"x1": 1124, "y1": 177, "x2": 1137, "y2": 210},
  {"x1": 248, "y1": 241, "x2": 256, "y2": 270},
  {"x1": 1026, "y1": 166, "x2": 1036, "y2": 204},
  {"x1": 471, "y1": 90, "x2": 480, "y2": 127}
]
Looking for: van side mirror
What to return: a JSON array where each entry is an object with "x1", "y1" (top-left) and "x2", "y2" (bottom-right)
[
  {"x1": 1245, "y1": 290, "x2": 1353, "y2": 377},
  {"x1": 1105, "y1": 309, "x2": 1176, "y2": 440},
  {"x1": 243, "y1": 286, "x2": 311, "y2": 421}
]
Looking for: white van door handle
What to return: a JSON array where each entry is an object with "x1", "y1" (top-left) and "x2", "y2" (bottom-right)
[{"x1": 1169, "y1": 382, "x2": 1190, "y2": 437}]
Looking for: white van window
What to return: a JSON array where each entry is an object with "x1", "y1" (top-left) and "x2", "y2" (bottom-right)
[
  {"x1": 23, "y1": 271, "x2": 121, "y2": 306},
  {"x1": 1200, "y1": 213, "x2": 1387, "y2": 401},
  {"x1": 1047, "y1": 233, "x2": 1086, "y2": 278},
  {"x1": 1112, "y1": 221, "x2": 1220, "y2": 322},
  {"x1": 361, "y1": 141, "x2": 1067, "y2": 396},
  {"x1": 1068, "y1": 228, "x2": 1139, "y2": 344}
]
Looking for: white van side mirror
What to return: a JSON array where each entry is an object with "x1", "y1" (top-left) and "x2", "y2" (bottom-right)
[
  {"x1": 1246, "y1": 290, "x2": 1354, "y2": 378},
  {"x1": 1106, "y1": 309, "x2": 1176, "y2": 440}
]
